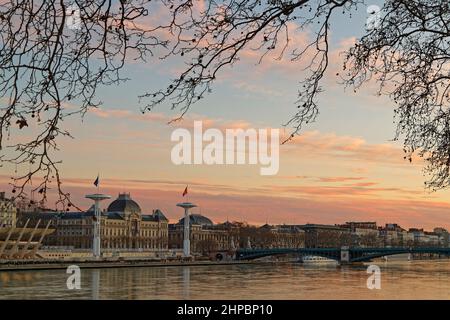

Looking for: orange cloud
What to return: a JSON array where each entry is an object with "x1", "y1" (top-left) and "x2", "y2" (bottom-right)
[
  {"x1": 88, "y1": 107, "x2": 253, "y2": 132},
  {"x1": 1, "y1": 175, "x2": 448, "y2": 230},
  {"x1": 317, "y1": 176, "x2": 366, "y2": 183},
  {"x1": 283, "y1": 130, "x2": 422, "y2": 166}
]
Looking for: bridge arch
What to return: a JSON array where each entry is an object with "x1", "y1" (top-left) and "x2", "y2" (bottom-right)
[
  {"x1": 349, "y1": 249, "x2": 410, "y2": 262},
  {"x1": 236, "y1": 247, "x2": 450, "y2": 262},
  {"x1": 236, "y1": 248, "x2": 341, "y2": 261},
  {"x1": 236, "y1": 249, "x2": 299, "y2": 261}
]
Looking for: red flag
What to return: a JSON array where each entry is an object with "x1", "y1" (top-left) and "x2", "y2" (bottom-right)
[{"x1": 182, "y1": 186, "x2": 188, "y2": 197}]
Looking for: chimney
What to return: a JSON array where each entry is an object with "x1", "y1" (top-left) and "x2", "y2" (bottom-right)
[{"x1": 0, "y1": 192, "x2": 5, "y2": 200}]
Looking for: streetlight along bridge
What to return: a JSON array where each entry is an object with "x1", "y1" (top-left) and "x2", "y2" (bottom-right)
[{"x1": 235, "y1": 247, "x2": 450, "y2": 263}]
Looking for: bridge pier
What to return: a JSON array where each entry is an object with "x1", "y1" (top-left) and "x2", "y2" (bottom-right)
[{"x1": 340, "y1": 246, "x2": 350, "y2": 264}]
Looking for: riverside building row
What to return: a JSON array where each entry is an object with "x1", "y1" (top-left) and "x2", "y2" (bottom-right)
[
  {"x1": 1, "y1": 192, "x2": 449, "y2": 258},
  {"x1": 13, "y1": 193, "x2": 306, "y2": 255}
]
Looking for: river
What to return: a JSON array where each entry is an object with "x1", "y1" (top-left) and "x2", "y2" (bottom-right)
[{"x1": 0, "y1": 260, "x2": 449, "y2": 299}]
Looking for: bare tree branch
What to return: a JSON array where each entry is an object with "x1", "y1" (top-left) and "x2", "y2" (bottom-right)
[
  {"x1": 0, "y1": 0, "x2": 166, "y2": 208},
  {"x1": 344, "y1": 0, "x2": 450, "y2": 190},
  {"x1": 4, "y1": 0, "x2": 450, "y2": 207}
]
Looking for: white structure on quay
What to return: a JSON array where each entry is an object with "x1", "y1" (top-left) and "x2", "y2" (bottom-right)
[
  {"x1": 85, "y1": 193, "x2": 111, "y2": 258},
  {"x1": 176, "y1": 202, "x2": 197, "y2": 257}
]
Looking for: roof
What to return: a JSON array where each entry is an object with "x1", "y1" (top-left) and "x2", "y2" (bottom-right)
[
  {"x1": 107, "y1": 193, "x2": 141, "y2": 215},
  {"x1": 152, "y1": 209, "x2": 168, "y2": 222},
  {"x1": 60, "y1": 211, "x2": 93, "y2": 219},
  {"x1": 297, "y1": 224, "x2": 348, "y2": 231},
  {"x1": 105, "y1": 212, "x2": 125, "y2": 220},
  {"x1": 19, "y1": 206, "x2": 167, "y2": 224},
  {"x1": 19, "y1": 211, "x2": 61, "y2": 219},
  {"x1": 178, "y1": 214, "x2": 213, "y2": 226},
  {"x1": 277, "y1": 225, "x2": 304, "y2": 233}
]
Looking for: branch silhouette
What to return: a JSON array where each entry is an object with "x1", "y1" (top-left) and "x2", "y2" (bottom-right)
[{"x1": 2, "y1": 0, "x2": 450, "y2": 210}]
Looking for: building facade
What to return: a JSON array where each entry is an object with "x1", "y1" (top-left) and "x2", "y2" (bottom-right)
[
  {"x1": 169, "y1": 214, "x2": 230, "y2": 254},
  {"x1": 298, "y1": 224, "x2": 352, "y2": 248},
  {"x1": 339, "y1": 222, "x2": 380, "y2": 247},
  {"x1": 168, "y1": 218, "x2": 306, "y2": 255},
  {"x1": 0, "y1": 192, "x2": 17, "y2": 228},
  {"x1": 233, "y1": 224, "x2": 305, "y2": 249},
  {"x1": 18, "y1": 193, "x2": 168, "y2": 251},
  {"x1": 434, "y1": 228, "x2": 449, "y2": 247}
]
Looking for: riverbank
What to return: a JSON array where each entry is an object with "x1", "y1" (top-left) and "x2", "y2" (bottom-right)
[{"x1": 0, "y1": 259, "x2": 259, "y2": 271}]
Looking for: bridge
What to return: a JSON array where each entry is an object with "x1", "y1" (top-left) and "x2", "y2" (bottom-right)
[{"x1": 235, "y1": 247, "x2": 450, "y2": 263}]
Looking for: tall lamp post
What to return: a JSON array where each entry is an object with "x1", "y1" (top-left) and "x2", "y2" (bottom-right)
[
  {"x1": 85, "y1": 193, "x2": 111, "y2": 258},
  {"x1": 176, "y1": 202, "x2": 197, "y2": 257}
]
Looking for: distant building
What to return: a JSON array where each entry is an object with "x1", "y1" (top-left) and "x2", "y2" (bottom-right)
[
  {"x1": 169, "y1": 214, "x2": 230, "y2": 254},
  {"x1": 18, "y1": 193, "x2": 168, "y2": 250},
  {"x1": 408, "y1": 228, "x2": 426, "y2": 244},
  {"x1": 406, "y1": 228, "x2": 446, "y2": 246},
  {"x1": 339, "y1": 222, "x2": 380, "y2": 247},
  {"x1": 379, "y1": 223, "x2": 414, "y2": 246},
  {"x1": 434, "y1": 227, "x2": 449, "y2": 247},
  {"x1": 252, "y1": 224, "x2": 305, "y2": 249},
  {"x1": 423, "y1": 232, "x2": 440, "y2": 246},
  {"x1": 297, "y1": 224, "x2": 351, "y2": 248},
  {"x1": 0, "y1": 192, "x2": 17, "y2": 228},
  {"x1": 168, "y1": 217, "x2": 305, "y2": 255},
  {"x1": 400, "y1": 230, "x2": 415, "y2": 246},
  {"x1": 341, "y1": 221, "x2": 378, "y2": 231},
  {"x1": 272, "y1": 224, "x2": 305, "y2": 248}
]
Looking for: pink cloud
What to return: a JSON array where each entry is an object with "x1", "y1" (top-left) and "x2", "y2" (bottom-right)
[
  {"x1": 283, "y1": 130, "x2": 422, "y2": 166},
  {"x1": 1, "y1": 175, "x2": 448, "y2": 230},
  {"x1": 88, "y1": 107, "x2": 253, "y2": 132},
  {"x1": 317, "y1": 176, "x2": 366, "y2": 183}
]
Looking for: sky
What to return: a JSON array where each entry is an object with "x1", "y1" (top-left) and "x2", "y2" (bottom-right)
[{"x1": 2, "y1": 1, "x2": 450, "y2": 230}]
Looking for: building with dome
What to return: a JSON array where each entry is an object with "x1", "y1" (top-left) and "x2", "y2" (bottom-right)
[
  {"x1": 168, "y1": 214, "x2": 306, "y2": 255},
  {"x1": 178, "y1": 214, "x2": 214, "y2": 226},
  {"x1": 169, "y1": 213, "x2": 230, "y2": 254},
  {"x1": 107, "y1": 193, "x2": 142, "y2": 214},
  {"x1": 17, "y1": 193, "x2": 305, "y2": 257},
  {"x1": 18, "y1": 193, "x2": 169, "y2": 251}
]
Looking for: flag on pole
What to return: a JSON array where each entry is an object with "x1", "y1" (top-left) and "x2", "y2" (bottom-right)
[
  {"x1": 94, "y1": 175, "x2": 99, "y2": 187},
  {"x1": 182, "y1": 185, "x2": 188, "y2": 197}
]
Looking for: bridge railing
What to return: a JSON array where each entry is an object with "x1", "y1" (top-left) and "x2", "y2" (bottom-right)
[{"x1": 235, "y1": 246, "x2": 450, "y2": 261}]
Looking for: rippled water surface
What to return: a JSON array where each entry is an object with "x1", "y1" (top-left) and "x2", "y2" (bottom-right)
[{"x1": 1, "y1": 260, "x2": 450, "y2": 299}]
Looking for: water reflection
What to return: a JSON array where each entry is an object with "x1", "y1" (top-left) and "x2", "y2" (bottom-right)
[
  {"x1": 0, "y1": 261, "x2": 450, "y2": 299},
  {"x1": 92, "y1": 270, "x2": 99, "y2": 300},
  {"x1": 182, "y1": 267, "x2": 190, "y2": 299}
]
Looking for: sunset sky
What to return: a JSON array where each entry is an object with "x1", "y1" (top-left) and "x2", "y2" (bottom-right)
[{"x1": 2, "y1": 0, "x2": 450, "y2": 230}]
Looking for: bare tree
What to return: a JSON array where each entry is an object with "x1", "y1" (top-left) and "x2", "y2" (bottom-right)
[
  {"x1": 4, "y1": 0, "x2": 450, "y2": 209},
  {"x1": 0, "y1": 0, "x2": 165, "y2": 208},
  {"x1": 147, "y1": 0, "x2": 450, "y2": 191},
  {"x1": 143, "y1": 0, "x2": 361, "y2": 129},
  {"x1": 344, "y1": 0, "x2": 450, "y2": 190}
]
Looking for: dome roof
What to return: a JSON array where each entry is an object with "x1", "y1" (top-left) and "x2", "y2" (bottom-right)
[
  {"x1": 179, "y1": 214, "x2": 213, "y2": 226},
  {"x1": 107, "y1": 193, "x2": 141, "y2": 215}
]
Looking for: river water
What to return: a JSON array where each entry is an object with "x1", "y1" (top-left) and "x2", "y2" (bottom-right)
[{"x1": 0, "y1": 260, "x2": 449, "y2": 299}]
